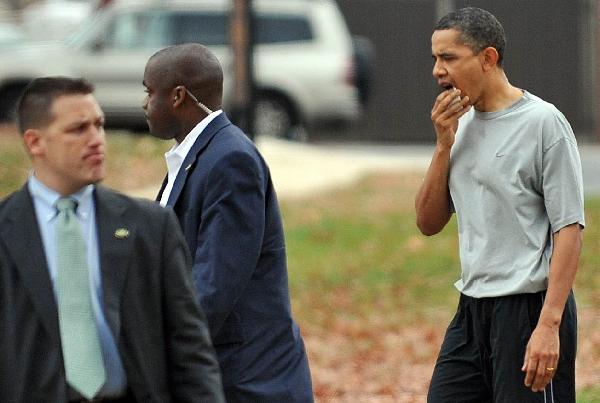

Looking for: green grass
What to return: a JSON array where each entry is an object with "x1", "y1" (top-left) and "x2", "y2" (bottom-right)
[
  {"x1": 281, "y1": 173, "x2": 461, "y2": 330},
  {"x1": 282, "y1": 173, "x2": 599, "y2": 322},
  {"x1": 576, "y1": 197, "x2": 600, "y2": 306},
  {"x1": 579, "y1": 386, "x2": 600, "y2": 403},
  {"x1": 0, "y1": 128, "x2": 29, "y2": 196}
]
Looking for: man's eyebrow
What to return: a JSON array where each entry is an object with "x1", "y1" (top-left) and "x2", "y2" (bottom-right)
[{"x1": 65, "y1": 118, "x2": 92, "y2": 129}]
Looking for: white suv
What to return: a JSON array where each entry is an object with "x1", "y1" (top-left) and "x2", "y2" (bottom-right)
[{"x1": 0, "y1": 0, "x2": 360, "y2": 139}]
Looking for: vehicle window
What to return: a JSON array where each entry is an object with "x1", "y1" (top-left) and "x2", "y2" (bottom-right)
[
  {"x1": 256, "y1": 15, "x2": 313, "y2": 44},
  {"x1": 167, "y1": 12, "x2": 313, "y2": 46},
  {"x1": 105, "y1": 11, "x2": 167, "y2": 49},
  {"x1": 169, "y1": 12, "x2": 228, "y2": 46}
]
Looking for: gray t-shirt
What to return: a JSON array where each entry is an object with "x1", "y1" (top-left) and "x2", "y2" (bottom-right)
[{"x1": 449, "y1": 91, "x2": 585, "y2": 298}]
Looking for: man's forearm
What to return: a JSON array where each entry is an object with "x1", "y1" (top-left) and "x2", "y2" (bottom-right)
[
  {"x1": 415, "y1": 145, "x2": 453, "y2": 236},
  {"x1": 538, "y1": 223, "x2": 583, "y2": 329},
  {"x1": 522, "y1": 223, "x2": 582, "y2": 391}
]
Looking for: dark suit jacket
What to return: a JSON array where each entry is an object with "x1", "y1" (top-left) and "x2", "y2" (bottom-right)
[
  {"x1": 158, "y1": 113, "x2": 313, "y2": 402},
  {"x1": 0, "y1": 185, "x2": 225, "y2": 403}
]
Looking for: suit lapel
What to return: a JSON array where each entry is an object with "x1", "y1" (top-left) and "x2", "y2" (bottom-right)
[
  {"x1": 0, "y1": 186, "x2": 60, "y2": 343},
  {"x1": 166, "y1": 113, "x2": 231, "y2": 207},
  {"x1": 94, "y1": 187, "x2": 134, "y2": 339},
  {"x1": 156, "y1": 174, "x2": 168, "y2": 202}
]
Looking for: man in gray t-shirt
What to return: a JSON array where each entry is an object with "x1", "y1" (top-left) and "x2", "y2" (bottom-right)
[{"x1": 416, "y1": 7, "x2": 584, "y2": 403}]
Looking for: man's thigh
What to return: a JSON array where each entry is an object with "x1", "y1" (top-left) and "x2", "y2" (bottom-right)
[
  {"x1": 428, "y1": 303, "x2": 492, "y2": 403},
  {"x1": 491, "y1": 292, "x2": 577, "y2": 403}
]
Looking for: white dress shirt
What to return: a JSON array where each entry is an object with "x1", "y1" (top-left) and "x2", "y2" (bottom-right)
[{"x1": 159, "y1": 110, "x2": 223, "y2": 206}]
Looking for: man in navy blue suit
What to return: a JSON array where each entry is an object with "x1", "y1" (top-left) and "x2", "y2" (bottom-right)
[{"x1": 143, "y1": 43, "x2": 314, "y2": 403}]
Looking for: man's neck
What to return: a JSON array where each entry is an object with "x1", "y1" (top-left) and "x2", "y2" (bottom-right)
[
  {"x1": 474, "y1": 72, "x2": 523, "y2": 112},
  {"x1": 30, "y1": 169, "x2": 93, "y2": 197}
]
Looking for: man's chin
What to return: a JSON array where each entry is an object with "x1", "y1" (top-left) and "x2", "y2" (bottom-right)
[
  {"x1": 88, "y1": 170, "x2": 106, "y2": 186},
  {"x1": 151, "y1": 130, "x2": 175, "y2": 141}
]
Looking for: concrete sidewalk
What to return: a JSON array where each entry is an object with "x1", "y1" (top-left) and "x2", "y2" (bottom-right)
[
  {"x1": 256, "y1": 137, "x2": 431, "y2": 199},
  {"x1": 129, "y1": 136, "x2": 432, "y2": 200},
  {"x1": 129, "y1": 137, "x2": 600, "y2": 200}
]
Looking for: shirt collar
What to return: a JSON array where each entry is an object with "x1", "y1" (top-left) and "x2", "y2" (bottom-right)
[
  {"x1": 28, "y1": 173, "x2": 95, "y2": 221},
  {"x1": 165, "y1": 109, "x2": 223, "y2": 160}
]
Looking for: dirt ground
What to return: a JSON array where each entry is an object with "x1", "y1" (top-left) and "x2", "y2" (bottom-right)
[{"x1": 305, "y1": 305, "x2": 600, "y2": 402}]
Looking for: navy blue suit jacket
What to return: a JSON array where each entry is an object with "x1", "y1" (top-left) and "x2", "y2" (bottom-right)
[{"x1": 158, "y1": 113, "x2": 313, "y2": 402}]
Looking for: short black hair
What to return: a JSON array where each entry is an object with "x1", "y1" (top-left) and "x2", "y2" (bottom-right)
[
  {"x1": 435, "y1": 7, "x2": 506, "y2": 66},
  {"x1": 147, "y1": 43, "x2": 224, "y2": 109},
  {"x1": 17, "y1": 76, "x2": 94, "y2": 134}
]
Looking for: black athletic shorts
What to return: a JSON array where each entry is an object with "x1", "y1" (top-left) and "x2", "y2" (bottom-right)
[{"x1": 427, "y1": 291, "x2": 577, "y2": 403}]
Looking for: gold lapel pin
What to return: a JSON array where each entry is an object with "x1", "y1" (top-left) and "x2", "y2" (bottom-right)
[
  {"x1": 114, "y1": 228, "x2": 130, "y2": 239},
  {"x1": 185, "y1": 163, "x2": 193, "y2": 171}
]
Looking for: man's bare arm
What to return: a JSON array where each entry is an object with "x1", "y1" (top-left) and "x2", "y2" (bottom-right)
[
  {"x1": 415, "y1": 88, "x2": 470, "y2": 235},
  {"x1": 522, "y1": 223, "x2": 583, "y2": 392},
  {"x1": 415, "y1": 147, "x2": 453, "y2": 235}
]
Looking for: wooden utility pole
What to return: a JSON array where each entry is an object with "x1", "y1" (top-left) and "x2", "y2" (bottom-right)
[{"x1": 230, "y1": 0, "x2": 255, "y2": 140}]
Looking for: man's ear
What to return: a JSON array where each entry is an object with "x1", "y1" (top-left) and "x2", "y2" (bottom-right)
[
  {"x1": 481, "y1": 47, "x2": 499, "y2": 71},
  {"x1": 23, "y1": 129, "x2": 43, "y2": 156},
  {"x1": 172, "y1": 86, "x2": 184, "y2": 107}
]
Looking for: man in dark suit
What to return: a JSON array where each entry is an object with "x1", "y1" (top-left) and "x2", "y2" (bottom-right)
[
  {"x1": 143, "y1": 43, "x2": 314, "y2": 402},
  {"x1": 0, "y1": 76, "x2": 225, "y2": 402}
]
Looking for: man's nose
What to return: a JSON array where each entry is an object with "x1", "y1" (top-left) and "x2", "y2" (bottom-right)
[
  {"x1": 89, "y1": 125, "x2": 106, "y2": 145},
  {"x1": 432, "y1": 60, "x2": 445, "y2": 78}
]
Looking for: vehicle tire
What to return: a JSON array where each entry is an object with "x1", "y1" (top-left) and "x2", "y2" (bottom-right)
[
  {"x1": 0, "y1": 84, "x2": 27, "y2": 123},
  {"x1": 254, "y1": 95, "x2": 305, "y2": 141}
]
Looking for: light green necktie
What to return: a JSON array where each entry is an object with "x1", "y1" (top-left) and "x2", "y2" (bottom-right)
[{"x1": 55, "y1": 197, "x2": 106, "y2": 399}]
